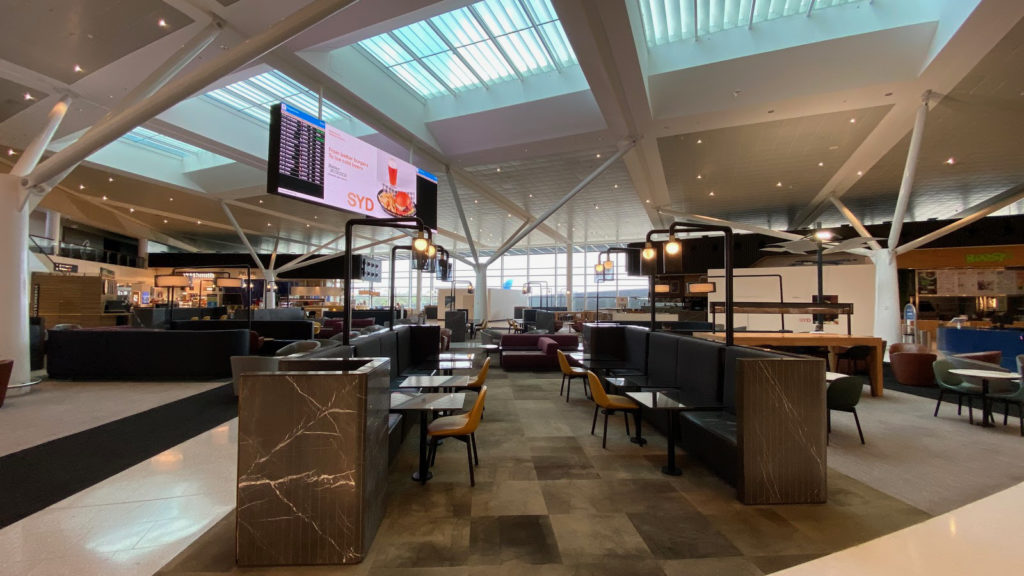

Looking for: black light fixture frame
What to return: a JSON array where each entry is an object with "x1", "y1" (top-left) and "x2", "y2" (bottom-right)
[
  {"x1": 345, "y1": 217, "x2": 431, "y2": 345},
  {"x1": 522, "y1": 280, "x2": 551, "y2": 308},
  {"x1": 643, "y1": 222, "x2": 734, "y2": 345},
  {"x1": 594, "y1": 247, "x2": 637, "y2": 322}
]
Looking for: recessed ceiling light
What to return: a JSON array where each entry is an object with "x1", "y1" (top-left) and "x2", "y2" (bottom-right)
[
  {"x1": 101, "y1": 195, "x2": 108, "y2": 200},
  {"x1": 595, "y1": 153, "x2": 601, "y2": 158},
  {"x1": 776, "y1": 182, "x2": 782, "y2": 187},
  {"x1": 818, "y1": 162, "x2": 824, "y2": 167},
  {"x1": 306, "y1": 224, "x2": 310, "y2": 227},
  {"x1": 169, "y1": 197, "x2": 174, "y2": 201},
  {"x1": 856, "y1": 170, "x2": 863, "y2": 176},
  {"x1": 528, "y1": 194, "x2": 533, "y2": 197},
  {"x1": 196, "y1": 220, "x2": 202, "y2": 225},
  {"x1": 7, "y1": 149, "x2": 16, "y2": 156},
  {"x1": 107, "y1": 176, "x2": 114, "y2": 182},
  {"x1": 78, "y1": 184, "x2": 85, "y2": 190},
  {"x1": 645, "y1": 199, "x2": 650, "y2": 203},
  {"x1": 267, "y1": 222, "x2": 272, "y2": 227},
  {"x1": 313, "y1": 216, "x2": 318, "y2": 219},
  {"x1": 697, "y1": 174, "x2": 702, "y2": 180},
  {"x1": 945, "y1": 157, "x2": 956, "y2": 165},
  {"x1": 496, "y1": 167, "x2": 501, "y2": 172},
  {"x1": 849, "y1": 118, "x2": 856, "y2": 123},
  {"x1": 709, "y1": 191, "x2": 715, "y2": 196},
  {"x1": 507, "y1": 213, "x2": 512, "y2": 217},
  {"x1": 697, "y1": 139, "x2": 703, "y2": 144},
  {"x1": 73, "y1": 64, "x2": 83, "y2": 73},
  {"x1": 474, "y1": 199, "x2": 478, "y2": 203},
  {"x1": 158, "y1": 18, "x2": 168, "y2": 28},
  {"x1": 594, "y1": 204, "x2": 599, "y2": 210},
  {"x1": 613, "y1": 184, "x2": 618, "y2": 189},
  {"x1": 129, "y1": 208, "x2": 135, "y2": 213},
  {"x1": 163, "y1": 219, "x2": 168, "y2": 224},
  {"x1": 23, "y1": 92, "x2": 34, "y2": 101}
]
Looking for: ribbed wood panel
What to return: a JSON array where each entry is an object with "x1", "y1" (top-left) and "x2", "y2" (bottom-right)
[
  {"x1": 32, "y1": 273, "x2": 108, "y2": 327},
  {"x1": 737, "y1": 358, "x2": 827, "y2": 505}
]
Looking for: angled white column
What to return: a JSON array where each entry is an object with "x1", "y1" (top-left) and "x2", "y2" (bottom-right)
[
  {"x1": 889, "y1": 94, "x2": 931, "y2": 249},
  {"x1": 896, "y1": 183, "x2": 1024, "y2": 255},
  {"x1": 221, "y1": 202, "x2": 266, "y2": 274},
  {"x1": 275, "y1": 232, "x2": 344, "y2": 274},
  {"x1": 659, "y1": 210, "x2": 804, "y2": 241},
  {"x1": 487, "y1": 140, "x2": 635, "y2": 265},
  {"x1": 446, "y1": 166, "x2": 478, "y2": 265},
  {"x1": 870, "y1": 248, "x2": 901, "y2": 355},
  {"x1": 829, "y1": 196, "x2": 883, "y2": 251},
  {"x1": 474, "y1": 265, "x2": 488, "y2": 322}
]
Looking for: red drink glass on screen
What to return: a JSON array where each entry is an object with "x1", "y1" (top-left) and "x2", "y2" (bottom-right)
[{"x1": 387, "y1": 159, "x2": 398, "y2": 187}]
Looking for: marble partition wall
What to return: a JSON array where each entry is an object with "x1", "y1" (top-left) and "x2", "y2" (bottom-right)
[
  {"x1": 236, "y1": 358, "x2": 390, "y2": 566},
  {"x1": 736, "y1": 358, "x2": 827, "y2": 505}
]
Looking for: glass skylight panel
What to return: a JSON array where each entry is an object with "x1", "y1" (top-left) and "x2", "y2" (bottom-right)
[
  {"x1": 121, "y1": 127, "x2": 205, "y2": 158},
  {"x1": 357, "y1": 0, "x2": 577, "y2": 99},
  {"x1": 203, "y1": 70, "x2": 353, "y2": 125},
  {"x1": 639, "y1": 0, "x2": 865, "y2": 47}
]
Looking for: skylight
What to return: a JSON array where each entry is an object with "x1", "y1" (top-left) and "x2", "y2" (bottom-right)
[
  {"x1": 358, "y1": 0, "x2": 577, "y2": 99},
  {"x1": 120, "y1": 127, "x2": 207, "y2": 158},
  {"x1": 204, "y1": 70, "x2": 354, "y2": 124},
  {"x1": 638, "y1": 0, "x2": 866, "y2": 47}
]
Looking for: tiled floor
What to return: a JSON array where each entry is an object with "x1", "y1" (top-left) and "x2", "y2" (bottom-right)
[
  {"x1": 155, "y1": 370, "x2": 929, "y2": 575},
  {"x1": 5, "y1": 355, "x2": 1024, "y2": 576}
]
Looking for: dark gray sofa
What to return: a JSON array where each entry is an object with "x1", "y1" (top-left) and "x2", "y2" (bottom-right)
[
  {"x1": 47, "y1": 328, "x2": 250, "y2": 380},
  {"x1": 170, "y1": 319, "x2": 315, "y2": 340}
]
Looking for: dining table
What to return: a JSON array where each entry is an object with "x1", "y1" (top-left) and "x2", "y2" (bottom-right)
[
  {"x1": 390, "y1": 391, "x2": 466, "y2": 483},
  {"x1": 949, "y1": 368, "x2": 1022, "y2": 428},
  {"x1": 626, "y1": 389, "x2": 721, "y2": 476},
  {"x1": 437, "y1": 352, "x2": 475, "y2": 375},
  {"x1": 399, "y1": 374, "x2": 469, "y2": 391}
]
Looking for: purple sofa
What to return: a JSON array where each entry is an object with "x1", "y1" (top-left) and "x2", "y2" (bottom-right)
[{"x1": 500, "y1": 333, "x2": 579, "y2": 371}]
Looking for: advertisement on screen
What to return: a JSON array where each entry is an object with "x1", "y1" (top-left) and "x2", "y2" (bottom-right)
[{"x1": 268, "y1": 103, "x2": 437, "y2": 228}]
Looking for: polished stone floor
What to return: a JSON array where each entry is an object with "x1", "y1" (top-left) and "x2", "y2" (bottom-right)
[{"x1": 156, "y1": 369, "x2": 930, "y2": 576}]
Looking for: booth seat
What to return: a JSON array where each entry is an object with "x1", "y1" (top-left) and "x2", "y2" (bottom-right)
[
  {"x1": 47, "y1": 328, "x2": 249, "y2": 380},
  {"x1": 500, "y1": 333, "x2": 579, "y2": 371},
  {"x1": 171, "y1": 319, "x2": 315, "y2": 341}
]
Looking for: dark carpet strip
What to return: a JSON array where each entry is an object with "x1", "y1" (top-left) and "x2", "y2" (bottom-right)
[{"x1": 0, "y1": 383, "x2": 237, "y2": 529}]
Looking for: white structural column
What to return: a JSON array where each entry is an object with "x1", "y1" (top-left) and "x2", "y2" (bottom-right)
[
  {"x1": 566, "y1": 241, "x2": 574, "y2": 312},
  {"x1": 44, "y1": 210, "x2": 61, "y2": 244},
  {"x1": 870, "y1": 249, "x2": 901, "y2": 353},
  {"x1": 474, "y1": 265, "x2": 488, "y2": 322},
  {"x1": 0, "y1": 174, "x2": 31, "y2": 384},
  {"x1": 262, "y1": 269, "x2": 277, "y2": 309}
]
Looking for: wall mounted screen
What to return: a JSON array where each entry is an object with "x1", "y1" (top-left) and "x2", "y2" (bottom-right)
[{"x1": 268, "y1": 103, "x2": 437, "y2": 229}]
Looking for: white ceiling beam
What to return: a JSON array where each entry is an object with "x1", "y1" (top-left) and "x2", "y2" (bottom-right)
[
  {"x1": 658, "y1": 209, "x2": 804, "y2": 241},
  {"x1": 828, "y1": 196, "x2": 883, "y2": 251},
  {"x1": 895, "y1": 182, "x2": 1024, "y2": 255}
]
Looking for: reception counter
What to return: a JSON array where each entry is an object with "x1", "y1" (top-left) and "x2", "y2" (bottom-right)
[{"x1": 937, "y1": 326, "x2": 1023, "y2": 371}]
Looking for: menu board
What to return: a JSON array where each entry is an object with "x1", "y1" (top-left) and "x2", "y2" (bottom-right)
[
  {"x1": 918, "y1": 269, "x2": 1024, "y2": 296},
  {"x1": 267, "y1": 103, "x2": 437, "y2": 228}
]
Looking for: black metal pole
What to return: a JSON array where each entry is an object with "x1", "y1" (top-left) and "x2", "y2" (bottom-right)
[{"x1": 816, "y1": 241, "x2": 824, "y2": 332}]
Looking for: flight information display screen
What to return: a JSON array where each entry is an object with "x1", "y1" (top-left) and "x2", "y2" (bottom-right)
[{"x1": 268, "y1": 103, "x2": 437, "y2": 229}]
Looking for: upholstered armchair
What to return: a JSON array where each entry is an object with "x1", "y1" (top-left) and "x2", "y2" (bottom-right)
[{"x1": 888, "y1": 343, "x2": 937, "y2": 387}]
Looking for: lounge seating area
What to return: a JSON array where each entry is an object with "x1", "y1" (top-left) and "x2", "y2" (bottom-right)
[{"x1": 499, "y1": 333, "x2": 580, "y2": 370}]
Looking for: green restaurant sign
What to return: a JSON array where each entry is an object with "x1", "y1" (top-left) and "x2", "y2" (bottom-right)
[{"x1": 964, "y1": 252, "x2": 1008, "y2": 264}]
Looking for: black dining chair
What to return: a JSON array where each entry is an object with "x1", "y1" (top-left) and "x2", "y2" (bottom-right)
[{"x1": 828, "y1": 376, "x2": 866, "y2": 444}]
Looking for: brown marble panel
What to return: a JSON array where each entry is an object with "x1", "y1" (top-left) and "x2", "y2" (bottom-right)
[
  {"x1": 736, "y1": 358, "x2": 827, "y2": 505},
  {"x1": 235, "y1": 358, "x2": 390, "y2": 565}
]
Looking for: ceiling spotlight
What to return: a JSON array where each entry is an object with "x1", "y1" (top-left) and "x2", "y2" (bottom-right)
[
  {"x1": 197, "y1": 220, "x2": 202, "y2": 225},
  {"x1": 815, "y1": 230, "x2": 834, "y2": 241},
  {"x1": 613, "y1": 184, "x2": 618, "y2": 189},
  {"x1": 158, "y1": 18, "x2": 168, "y2": 27},
  {"x1": 849, "y1": 118, "x2": 856, "y2": 124},
  {"x1": 23, "y1": 92, "x2": 34, "y2": 101},
  {"x1": 7, "y1": 149, "x2": 16, "y2": 156},
  {"x1": 856, "y1": 170, "x2": 863, "y2": 176},
  {"x1": 266, "y1": 222, "x2": 272, "y2": 227},
  {"x1": 107, "y1": 176, "x2": 114, "y2": 182},
  {"x1": 73, "y1": 64, "x2": 83, "y2": 73},
  {"x1": 306, "y1": 224, "x2": 310, "y2": 227},
  {"x1": 496, "y1": 167, "x2": 501, "y2": 172},
  {"x1": 169, "y1": 197, "x2": 174, "y2": 201},
  {"x1": 645, "y1": 199, "x2": 650, "y2": 203},
  {"x1": 697, "y1": 174, "x2": 703, "y2": 180},
  {"x1": 697, "y1": 139, "x2": 703, "y2": 144},
  {"x1": 709, "y1": 191, "x2": 715, "y2": 196},
  {"x1": 129, "y1": 208, "x2": 135, "y2": 213},
  {"x1": 594, "y1": 204, "x2": 599, "y2": 209},
  {"x1": 776, "y1": 182, "x2": 782, "y2": 187},
  {"x1": 78, "y1": 184, "x2": 85, "y2": 190},
  {"x1": 528, "y1": 193, "x2": 533, "y2": 197},
  {"x1": 944, "y1": 157, "x2": 956, "y2": 165},
  {"x1": 163, "y1": 219, "x2": 168, "y2": 224},
  {"x1": 258, "y1": 199, "x2": 263, "y2": 204},
  {"x1": 818, "y1": 162, "x2": 824, "y2": 167},
  {"x1": 101, "y1": 195, "x2": 108, "y2": 200}
]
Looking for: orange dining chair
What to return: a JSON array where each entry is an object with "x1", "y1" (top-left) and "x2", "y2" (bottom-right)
[
  {"x1": 427, "y1": 386, "x2": 487, "y2": 486},
  {"x1": 586, "y1": 371, "x2": 640, "y2": 449},
  {"x1": 557, "y1": 349, "x2": 589, "y2": 402},
  {"x1": 466, "y1": 357, "x2": 491, "y2": 389}
]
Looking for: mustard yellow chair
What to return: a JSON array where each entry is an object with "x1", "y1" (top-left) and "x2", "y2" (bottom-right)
[
  {"x1": 466, "y1": 357, "x2": 491, "y2": 389},
  {"x1": 427, "y1": 386, "x2": 487, "y2": 486},
  {"x1": 557, "y1": 349, "x2": 589, "y2": 402},
  {"x1": 587, "y1": 371, "x2": 640, "y2": 449}
]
